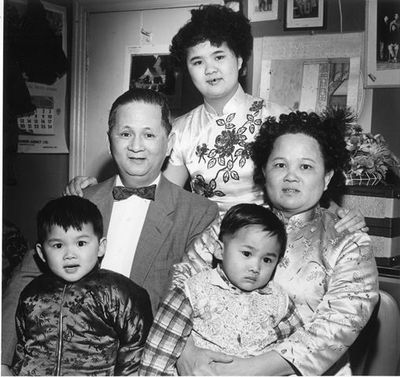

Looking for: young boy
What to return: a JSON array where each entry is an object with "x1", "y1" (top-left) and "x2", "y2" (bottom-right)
[
  {"x1": 10, "y1": 196, "x2": 153, "y2": 376},
  {"x1": 139, "y1": 203, "x2": 303, "y2": 375}
]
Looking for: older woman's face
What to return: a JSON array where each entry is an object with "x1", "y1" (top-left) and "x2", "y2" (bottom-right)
[{"x1": 263, "y1": 133, "x2": 333, "y2": 218}]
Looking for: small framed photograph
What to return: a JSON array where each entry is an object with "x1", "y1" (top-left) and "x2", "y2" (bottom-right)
[
  {"x1": 365, "y1": 0, "x2": 400, "y2": 87},
  {"x1": 247, "y1": 0, "x2": 278, "y2": 22},
  {"x1": 284, "y1": 0, "x2": 326, "y2": 30},
  {"x1": 124, "y1": 45, "x2": 183, "y2": 110}
]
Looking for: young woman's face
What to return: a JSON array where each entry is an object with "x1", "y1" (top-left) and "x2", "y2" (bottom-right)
[
  {"x1": 263, "y1": 133, "x2": 333, "y2": 218},
  {"x1": 186, "y1": 41, "x2": 243, "y2": 107}
]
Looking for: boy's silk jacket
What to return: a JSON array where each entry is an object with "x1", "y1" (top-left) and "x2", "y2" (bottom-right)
[{"x1": 12, "y1": 267, "x2": 153, "y2": 376}]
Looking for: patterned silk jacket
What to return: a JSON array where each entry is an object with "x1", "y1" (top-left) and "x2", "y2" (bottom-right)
[
  {"x1": 12, "y1": 266, "x2": 153, "y2": 376},
  {"x1": 172, "y1": 206, "x2": 379, "y2": 375}
]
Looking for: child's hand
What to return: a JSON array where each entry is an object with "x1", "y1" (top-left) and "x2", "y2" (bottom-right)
[{"x1": 1, "y1": 364, "x2": 14, "y2": 376}]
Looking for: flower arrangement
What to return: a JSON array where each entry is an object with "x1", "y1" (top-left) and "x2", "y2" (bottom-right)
[{"x1": 344, "y1": 123, "x2": 400, "y2": 185}]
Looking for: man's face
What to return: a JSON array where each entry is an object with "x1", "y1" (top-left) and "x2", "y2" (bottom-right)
[{"x1": 108, "y1": 101, "x2": 173, "y2": 187}]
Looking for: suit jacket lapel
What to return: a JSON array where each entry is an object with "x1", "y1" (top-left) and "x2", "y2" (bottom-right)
[
  {"x1": 131, "y1": 175, "x2": 175, "y2": 285},
  {"x1": 84, "y1": 176, "x2": 116, "y2": 236}
]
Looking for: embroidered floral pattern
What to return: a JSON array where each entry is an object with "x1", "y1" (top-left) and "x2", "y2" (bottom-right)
[
  {"x1": 13, "y1": 269, "x2": 151, "y2": 376},
  {"x1": 191, "y1": 101, "x2": 263, "y2": 198},
  {"x1": 272, "y1": 207, "x2": 379, "y2": 375},
  {"x1": 186, "y1": 269, "x2": 291, "y2": 357}
]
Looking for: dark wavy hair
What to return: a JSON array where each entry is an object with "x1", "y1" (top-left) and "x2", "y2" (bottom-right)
[
  {"x1": 251, "y1": 110, "x2": 351, "y2": 207},
  {"x1": 170, "y1": 4, "x2": 253, "y2": 72}
]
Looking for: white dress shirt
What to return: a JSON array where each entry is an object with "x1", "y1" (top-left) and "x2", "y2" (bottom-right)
[{"x1": 101, "y1": 175, "x2": 159, "y2": 277}]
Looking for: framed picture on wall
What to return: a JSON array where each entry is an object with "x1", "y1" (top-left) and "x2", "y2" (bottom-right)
[
  {"x1": 124, "y1": 45, "x2": 183, "y2": 110},
  {"x1": 365, "y1": 0, "x2": 400, "y2": 87},
  {"x1": 247, "y1": 0, "x2": 278, "y2": 22},
  {"x1": 284, "y1": 0, "x2": 326, "y2": 30},
  {"x1": 258, "y1": 33, "x2": 364, "y2": 117}
]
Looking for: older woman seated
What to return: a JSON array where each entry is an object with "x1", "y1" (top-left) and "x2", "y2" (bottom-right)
[{"x1": 139, "y1": 111, "x2": 379, "y2": 376}]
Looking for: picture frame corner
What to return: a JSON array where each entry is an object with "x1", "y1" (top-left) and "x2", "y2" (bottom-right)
[
  {"x1": 284, "y1": 0, "x2": 326, "y2": 31},
  {"x1": 364, "y1": 0, "x2": 400, "y2": 88},
  {"x1": 247, "y1": 0, "x2": 278, "y2": 23}
]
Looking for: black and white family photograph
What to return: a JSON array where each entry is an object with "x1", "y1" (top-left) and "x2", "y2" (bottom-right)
[{"x1": 2, "y1": 0, "x2": 400, "y2": 376}]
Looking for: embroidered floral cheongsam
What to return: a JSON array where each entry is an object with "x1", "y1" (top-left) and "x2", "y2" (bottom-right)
[
  {"x1": 172, "y1": 206, "x2": 379, "y2": 375},
  {"x1": 170, "y1": 85, "x2": 288, "y2": 215}
]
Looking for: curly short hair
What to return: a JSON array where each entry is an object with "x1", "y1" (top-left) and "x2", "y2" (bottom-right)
[
  {"x1": 251, "y1": 110, "x2": 351, "y2": 207},
  {"x1": 170, "y1": 4, "x2": 253, "y2": 69}
]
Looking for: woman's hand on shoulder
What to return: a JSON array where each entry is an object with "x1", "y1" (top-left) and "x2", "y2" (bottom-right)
[
  {"x1": 63, "y1": 176, "x2": 98, "y2": 197},
  {"x1": 335, "y1": 206, "x2": 368, "y2": 233}
]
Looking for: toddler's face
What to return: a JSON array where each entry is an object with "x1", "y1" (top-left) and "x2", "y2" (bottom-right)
[
  {"x1": 220, "y1": 225, "x2": 281, "y2": 292},
  {"x1": 36, "y1": 223, "x2": 106, "y2": 282}
]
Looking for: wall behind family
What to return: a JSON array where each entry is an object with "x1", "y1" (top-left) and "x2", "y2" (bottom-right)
[
  {"x1": 3, "y1": 0, "x2": 400, "y2": 248},
  {"x1": 247, "y1": 0, "x2": 399, "y2": 160},
  {"x1": 3, "y1": 0, "x2": 72, "y2": 249}
]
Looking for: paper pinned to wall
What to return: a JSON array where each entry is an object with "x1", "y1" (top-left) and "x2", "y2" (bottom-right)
[
  {"x1": 13, "y1": 0, "x2": 69, "y2": 154},
  {"x1": 17, "y1": 80, "x2": 68, "y2": 153}
]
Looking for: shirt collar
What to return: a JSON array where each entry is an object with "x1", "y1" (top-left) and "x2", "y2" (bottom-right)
[
  {"x1": 203, "y1": 85, "x2": 246, "y2": 116},
  {"x1": 115, "y1": 174, "x2": 160, "y2": 188}
]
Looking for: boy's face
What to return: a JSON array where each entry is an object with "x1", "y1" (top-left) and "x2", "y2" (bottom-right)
[
  {"x1": 36, "y1": 223, "x2": 106, "y2": 283},
  {"x1": 218, "y1": 225, "x2": 281, "y2": 292}
]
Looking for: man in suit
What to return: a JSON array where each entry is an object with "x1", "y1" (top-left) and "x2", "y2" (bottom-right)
[{"x1": 1, "y1": 88, "x2": 219, "y2": 372}]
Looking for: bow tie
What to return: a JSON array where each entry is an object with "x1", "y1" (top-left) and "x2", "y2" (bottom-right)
[{"x1": 112, "y1": 185, "x2": 156, "y2": 201}]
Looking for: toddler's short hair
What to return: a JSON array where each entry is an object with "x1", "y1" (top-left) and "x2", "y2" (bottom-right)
[
  {"x1": 219, "y1": 203, "x2": 287, "y2": 258},
  {"x1": 37, "y1": 196, "x2": 103, "y2": 244}
]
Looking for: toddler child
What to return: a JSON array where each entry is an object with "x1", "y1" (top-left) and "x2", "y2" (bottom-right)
[
  {"x1": 139, "y1": 203, "x2": 303, "y2": 375},
  {"x1": 11, "y1": 196, "x2": 153, "y2": 376}
]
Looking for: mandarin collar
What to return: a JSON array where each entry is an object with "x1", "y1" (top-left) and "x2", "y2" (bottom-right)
[
  {"x1": 273, "y1": 206, "x2": 322, "y2": 230},
  {"x1": 203, "y1": 85, "x2": 246, "y2": 116}
]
